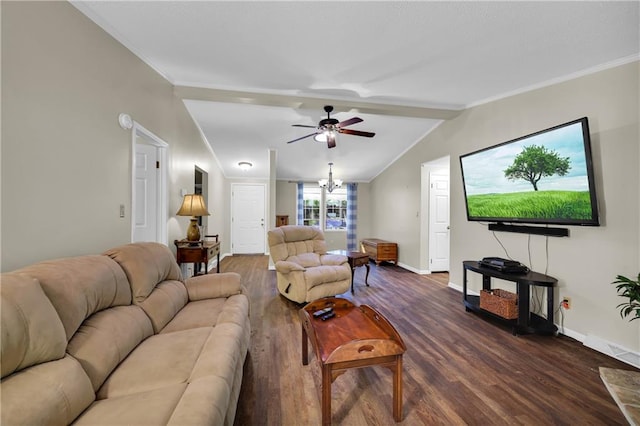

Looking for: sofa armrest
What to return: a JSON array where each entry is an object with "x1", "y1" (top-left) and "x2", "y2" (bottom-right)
[
  {"x1": 274, "y1": 260, "x2": 305, "y2": 274},
  {"x1": 184, "y1": 272, "x2": 243, "y2": 301},
  {"x1": 320, "y1": 254, "x2": 348, "y2": 266}
]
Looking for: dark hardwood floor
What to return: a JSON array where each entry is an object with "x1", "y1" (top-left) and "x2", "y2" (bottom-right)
[{"x1": 222, "y1": 255, "x2": 633, "y2": 425}]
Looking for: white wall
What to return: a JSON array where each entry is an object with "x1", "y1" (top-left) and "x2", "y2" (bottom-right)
[
  {"x1": 370, "y1": 61, "x2": 640, "y2": 351},
  {"x1": 1, "y1": 2, "x2": 226, "y2": 270}
]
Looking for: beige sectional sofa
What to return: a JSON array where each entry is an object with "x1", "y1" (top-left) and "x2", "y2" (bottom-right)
[{"x1": 1, "y1": 242, "x2": 250, "y2": 425}]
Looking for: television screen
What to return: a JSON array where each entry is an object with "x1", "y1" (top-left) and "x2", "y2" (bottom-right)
[{"x1": 459, "y1": 117, "x2": 599, "y2": 226}]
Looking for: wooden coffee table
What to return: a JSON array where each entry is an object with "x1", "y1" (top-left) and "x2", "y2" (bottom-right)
[
  {"x1": 300, "y1": 297, "x2": 406, "y2": 425},
  {"x1": 328, "y1": 250, "x2": 370, "y2": 293}
]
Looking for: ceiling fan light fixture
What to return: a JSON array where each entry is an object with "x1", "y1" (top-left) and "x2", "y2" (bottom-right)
[
  {"x1": 313, "y1": 130, "x2": 336, "y2": 143},
  {"x1": 238, "y1": 161, "x2": 253, "y2": 171},
  {"x1": 313, "y1": 133, "x2": 326, "y2": 143}
]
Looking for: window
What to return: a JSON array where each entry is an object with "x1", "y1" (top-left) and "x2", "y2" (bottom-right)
[
  {"x1": 302, "y1": 186, "x2": 321, "y2": 227},
  {"x1": 302, "y1": 185, "x2": 347, "y2": 231},
  {"x1": 325, "y1": 188, "x2": 347, "y2": 230}
]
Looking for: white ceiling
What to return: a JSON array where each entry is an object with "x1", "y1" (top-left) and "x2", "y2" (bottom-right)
[{"x1": 72, "y1": 1, "x2": 639, "y2": 182}]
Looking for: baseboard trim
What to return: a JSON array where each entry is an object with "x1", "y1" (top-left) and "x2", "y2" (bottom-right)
[
  {"x1": 584, "y1": 334, "x2": 640, "y2": 369},
  {"x1": 448, "y1": 281, "x2": 640, "y2": 368},
  {"x1": 397, "y1": 262, "x2": 428, "y2": 274}
]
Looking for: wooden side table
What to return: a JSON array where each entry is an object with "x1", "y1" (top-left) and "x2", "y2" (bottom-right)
[
  {"x1": 328, "y1": 250, "x2": 370, "y2": 293},
  {"x1": 174, "y1": 236, "x2": 220, "y2": 276}
]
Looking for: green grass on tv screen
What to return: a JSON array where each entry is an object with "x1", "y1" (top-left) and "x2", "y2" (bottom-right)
[{"x1": 466, "y1": 191, "x2": 593, "y2": 220}]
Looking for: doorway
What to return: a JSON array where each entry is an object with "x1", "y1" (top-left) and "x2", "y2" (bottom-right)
[
  {"x1": 194, "y1": 166, "x2": 209, "y2": 233},
  {"x1": 231, "y1": 183, "x2": 266, "y2": 254},
  {"x1": 131, "y1": 122, "x2": 168, "y2": 244}
]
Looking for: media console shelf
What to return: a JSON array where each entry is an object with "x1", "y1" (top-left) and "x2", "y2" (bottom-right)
[{"x1": 463, "y1": 261, "x2": 558, "y2": 335}]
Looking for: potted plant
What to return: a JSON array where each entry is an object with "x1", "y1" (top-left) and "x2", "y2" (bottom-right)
[{"x1": 612, "y1": 273, "x2": 640, "y2": 321}]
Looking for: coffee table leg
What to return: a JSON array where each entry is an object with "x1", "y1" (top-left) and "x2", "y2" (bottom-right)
[
  {"x1": 302, "y1": 325, "x2": 309, "y2": 365},
  {"x1": 364, "y1": 264, "x2": 370, "y2": 286},
  {"x1": 393, "y1": 355, "x2": 403, "y2": 422},
  {"x1": 322, "y1": 364, "x2": 332, "y2": 426}
]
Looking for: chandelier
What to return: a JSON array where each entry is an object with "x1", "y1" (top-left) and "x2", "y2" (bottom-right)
[{"x1": 318, "y1": 162, "x2": 342, "y2": 193}]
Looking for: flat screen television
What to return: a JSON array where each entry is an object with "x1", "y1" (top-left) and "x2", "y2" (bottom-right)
[{"x1": 459, "y1": 117, "x2": 600, "y2": 228}]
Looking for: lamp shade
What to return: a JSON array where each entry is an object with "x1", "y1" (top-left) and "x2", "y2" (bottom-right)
[{"x1": 176, "y1": 194, "x2": 210, "y2": 217}]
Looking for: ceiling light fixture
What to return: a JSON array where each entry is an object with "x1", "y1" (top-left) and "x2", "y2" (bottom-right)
[
  {"x1": 313, "y1": 129, "x2": 336, "y2": 143},
  {"x1": 238, "y1": 161, "x2": 253, "y2": 171},
  {"x1": 318, "y1": 162, "x2": 342, "y2": 193}
]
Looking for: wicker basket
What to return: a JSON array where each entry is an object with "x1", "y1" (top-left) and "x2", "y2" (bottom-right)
[{"x1": 479, "y1": 289, "x2": 518, "y2": 319}]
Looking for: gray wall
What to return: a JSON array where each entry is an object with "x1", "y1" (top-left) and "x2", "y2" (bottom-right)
[
  {"x1": 370, "y1": 61, "x2": 640, "y2": 351},
  {"x1": 1, "y1": 2, "x2": 227, "y2": 270}
]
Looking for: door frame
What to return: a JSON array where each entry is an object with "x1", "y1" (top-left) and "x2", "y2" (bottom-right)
[{"x1": 131, "y1": 121, "x2": 168, "y2": 245}]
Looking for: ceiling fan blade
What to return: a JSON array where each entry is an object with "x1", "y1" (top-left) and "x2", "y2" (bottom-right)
[
  {"x1": 327, "y1": 133, "x2": 336, "y2": 149},
  {"x1": 337, "y1": 117, "x2": 363, "y2": 128},
  {"x1": 286, "y1": 132, "x2": 318, "y2": 144},
  {"x1": 339, "y1": 128, "x2": 376, "y2": 138},
  {"x1": 292, "y1": 124, "x2": 317, "y2": 129}
]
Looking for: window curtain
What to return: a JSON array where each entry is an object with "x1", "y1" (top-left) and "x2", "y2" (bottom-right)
[
  {"x1": 347, "y1": 183, "x2": 358, "y2": 251},
  {"x1": 297, "y1": 181, "x2": 304, "y2": 225}
]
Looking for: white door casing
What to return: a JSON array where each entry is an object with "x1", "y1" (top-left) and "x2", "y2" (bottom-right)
[
  {"x1": 429, "y1": 170, "x2": 450, "y2": 272},
  {"x1": 231, "y1": 183, "x2": 266, "y2": 254}
]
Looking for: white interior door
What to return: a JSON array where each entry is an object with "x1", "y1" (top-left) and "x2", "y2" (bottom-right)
[
  {"x1": 133, "y1": 143, "x2": 158, "y2": 242},
  {"x1": 131, "y1": 122, "x2": 168, "y2": 245},
  {"x1": 429, "y1": 170, "x2": 450, "y2": 271},
  {"x1": 232, "y1": 183, "x2": 266, "y2": 254}
]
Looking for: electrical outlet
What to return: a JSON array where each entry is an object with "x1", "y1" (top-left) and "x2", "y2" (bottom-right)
[{"x1": 562, "y1": 297, "x2": 571, "y2": 310}]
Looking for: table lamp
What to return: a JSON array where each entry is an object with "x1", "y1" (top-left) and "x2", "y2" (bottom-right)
[{"x1": 176, "y1": 194, "x2": 210, "y2": 241}]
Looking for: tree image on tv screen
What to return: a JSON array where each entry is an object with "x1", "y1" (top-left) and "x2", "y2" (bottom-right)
[{"x1": 503, "y1": 145, "x2": 570, "y2": 191}]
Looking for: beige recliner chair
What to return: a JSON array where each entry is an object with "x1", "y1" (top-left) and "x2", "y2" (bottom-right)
[{"x1": 268, "y1": 225, "x2": 352, "y2": 303}]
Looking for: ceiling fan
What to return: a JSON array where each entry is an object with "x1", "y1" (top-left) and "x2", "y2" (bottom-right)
[{"x1": 286, "y1": 105, "x2": 375, "y2": 149}]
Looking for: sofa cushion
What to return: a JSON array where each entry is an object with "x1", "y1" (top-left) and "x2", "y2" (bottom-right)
[
  {"x1": 161, "y1": 298, "x2": 227, "y2": 334},
  {"x1": 185, "y1": 272, "x2": 243, "y2": 301},
  {"x1": 13, "y1": 255, "x2": 132, "y2": 340},
  {"x1": 74, "y1": 384, "x2": 187, "y2": 425},
  {"x1": 75, "y1": 378, "x2": 230, "y2": 426},
  {"x1": 1, "y1": 273, "x2": 67, "y2": 377},
  {"x1": 1, "y1": 355, "x2": 95, "y2": 426},
  {"x1": 161, "y1": 292, "x2": 249, "y2": 334},
  {"x1": 188, "y1": 322, "x2": 248, "y2": 385},
  {"x1": 104, "y1": 242, "x2": 182, "y2": 304},
  {"x1": 137, "y1": 280, "x2": 189, "y2": 333},
  {"x1": 97, "y1": 327, "x2": 212, "y2": 399},
  {"x1": 167, "y1": 376, "x2": 231, "y2": 425},
  {"x1": 67, "y1": 305, "x2": 154, "y2": 392}
]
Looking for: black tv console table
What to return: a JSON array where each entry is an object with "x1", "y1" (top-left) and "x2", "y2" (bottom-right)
[{"x1": 463, "y1": 261, "x2": 558, "y2": 335}]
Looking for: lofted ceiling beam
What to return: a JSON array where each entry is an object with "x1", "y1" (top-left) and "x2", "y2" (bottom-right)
[{"x1": 174, "y1": 85, "x2": 463, "y2": 120}]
